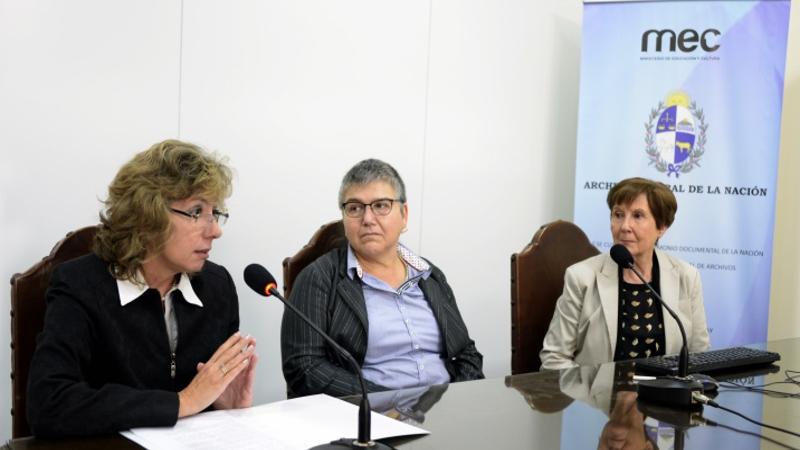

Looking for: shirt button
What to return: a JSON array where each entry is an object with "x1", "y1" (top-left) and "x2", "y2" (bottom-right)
[
  {"x1": 419, "y1": 364, "x2": 425, "y2": 370},
  {"x1": 414, "y1": 345, "x2": 420, "y2": 350}
]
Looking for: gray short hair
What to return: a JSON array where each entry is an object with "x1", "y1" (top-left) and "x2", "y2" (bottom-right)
[{"x1": 338, "y1": 159, "x2": 407, "y2": 205}]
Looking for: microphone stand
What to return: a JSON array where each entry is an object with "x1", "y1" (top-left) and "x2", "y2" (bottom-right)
[
  {"x1": 624, "y1": 261, "x2": 690, "y2": 377},
  {"x1": 637, "y1": 400, "x2": 707, "y2": 450},
  {"x1": 618, "y1": 256, "x2": 704, "y2": 409},
  {"x1": 264, "y1": 285, "x2": 392, "y2": 450}
]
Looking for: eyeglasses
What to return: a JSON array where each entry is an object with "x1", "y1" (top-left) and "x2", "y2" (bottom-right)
[
  {"x1": 169, "y1": 207, "x2": 229, "y2": 226},
  {"x1": 340, "y1": 198, "x2": 402, "y2": 218}
]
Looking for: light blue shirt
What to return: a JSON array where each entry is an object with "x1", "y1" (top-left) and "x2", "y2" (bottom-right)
[{"x1": 347, "y1": 244, "x2": 450, "y2": 390}]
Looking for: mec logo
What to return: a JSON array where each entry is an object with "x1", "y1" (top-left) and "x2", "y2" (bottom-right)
[{"x1": 641, "y1": 28, "x2": 721, "y2": 52}]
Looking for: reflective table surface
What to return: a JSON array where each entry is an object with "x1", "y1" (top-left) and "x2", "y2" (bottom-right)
[
  {"x1": 7, "y1": 338, "x2": 800, "y2": 449},
  {"x1": 372, "y1": 338, "x2": 800, "y2": 450}
]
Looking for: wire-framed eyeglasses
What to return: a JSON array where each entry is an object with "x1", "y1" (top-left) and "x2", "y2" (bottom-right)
[{"x1": 169, "y1": 207, "x2": 229, "y2": 226}]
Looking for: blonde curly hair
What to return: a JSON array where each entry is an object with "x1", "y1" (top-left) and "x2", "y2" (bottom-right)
[{"x1": 94, "y1": 139, "x2": 233, "y2": 281}]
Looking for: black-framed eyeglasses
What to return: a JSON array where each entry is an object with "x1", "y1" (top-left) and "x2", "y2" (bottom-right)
[
  {"x1": 340, "y1": 198, "x2": 402, "y2": 218},
  {"x1": 169, "y1": 207, "x2": 229, "y2": 226}
]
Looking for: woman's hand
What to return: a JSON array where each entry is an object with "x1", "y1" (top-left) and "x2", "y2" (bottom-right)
[
  {"x1": 177, "y1": 332, "x2": 257, "y2": 418},
  {"x1": 207, "y1": 346, "x2": 258, "y2": 410}
]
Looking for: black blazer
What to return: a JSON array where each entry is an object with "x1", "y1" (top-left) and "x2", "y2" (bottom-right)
[
  {"x1": 281, "y1": 245, "x2": 484, "y2": 397},
  {"x1": 26, "y1": 253, "x2": 239, "y2": 438}
]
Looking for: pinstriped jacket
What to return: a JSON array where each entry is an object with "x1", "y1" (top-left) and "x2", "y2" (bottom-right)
[{"x1": 281, "y1": 245, "x2": 484, "y2": 397}]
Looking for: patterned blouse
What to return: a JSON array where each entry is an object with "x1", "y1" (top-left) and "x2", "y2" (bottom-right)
[{"x1": 614, "y1": 253, "x2": 666, "y2": 361}]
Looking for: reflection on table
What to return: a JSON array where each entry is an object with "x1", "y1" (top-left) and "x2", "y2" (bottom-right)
[{"x1": 6, "y1": 338, "x2": 800, "y2": 450}]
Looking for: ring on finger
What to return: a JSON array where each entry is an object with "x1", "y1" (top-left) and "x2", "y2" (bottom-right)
[{"x1": 220, "y1": 364, "x2": 228, "y2": 375}]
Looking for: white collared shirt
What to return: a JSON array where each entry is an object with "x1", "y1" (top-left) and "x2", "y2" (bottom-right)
[{"x1": 116, "y1": 272, "x2": 203, "y2": 352}]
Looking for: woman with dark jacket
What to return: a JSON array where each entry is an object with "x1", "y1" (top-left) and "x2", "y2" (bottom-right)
[
  {"x1": 281, "y1": 159, "x2": 483, "y2": 397},
  {"x1": 27, "y1": 140, "x2": 257, "y2": 437}
]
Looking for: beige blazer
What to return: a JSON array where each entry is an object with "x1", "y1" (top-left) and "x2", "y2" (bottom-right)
[
  {"x1": 558, "y1": 363, "x2": 619, "y2": 413},
  {"x1": 540, "y1": 249, "x2": 710, "y2": 371}
]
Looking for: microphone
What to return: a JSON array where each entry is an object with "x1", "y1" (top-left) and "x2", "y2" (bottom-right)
[
  {"x1": 243, "y1": 264, "x2": 392, "y2": 450},
  {"x1": 609, "y1": 244, "x2": 635, "y2": 272},
  {"x1": 609, "y1": 244, "x2": 706, "y2": 408}
]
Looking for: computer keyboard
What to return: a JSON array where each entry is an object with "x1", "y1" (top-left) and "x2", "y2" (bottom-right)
[{"x1": 634, "y1": 346, "x2": 781, "y2": 376}]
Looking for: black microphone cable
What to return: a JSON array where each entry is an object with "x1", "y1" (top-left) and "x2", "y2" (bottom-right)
[
  {"x1": 718, "y1": 369, "x2": 800, "y2": 398},
  {"x1": 699, "y1": 417, "x2": 800, "y2": 450},
  {"x1": 692, "y1": 391, "x2": 800, "y2": 439}
]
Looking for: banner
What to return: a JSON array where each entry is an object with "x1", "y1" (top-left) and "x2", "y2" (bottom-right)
[{"x1": 573, "y1": 0, "x2": 791, "y2": 347}]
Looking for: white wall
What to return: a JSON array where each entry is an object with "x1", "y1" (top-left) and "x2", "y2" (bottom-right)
[
  {"x1": 1, "y1": 0, "x2": 797, "y2": 443},
  {"x1": 0, "y1": 0, "x2": 182, "y2": 440},
  {"x1": 770, "y1": 0, "x2": 800, "y2": 342},
  {"x1": 0, "y1": 0, "x2": 582, "y2": 440},
  {"x1": 768, "y1": 3, "x2": 800, "y2": 430},
  {"x1": 421, "y1": 0, "x2": 581, "y2": 380},
  {"x1": 179, "y1": 0, "x2": 436, "y2": 419}
]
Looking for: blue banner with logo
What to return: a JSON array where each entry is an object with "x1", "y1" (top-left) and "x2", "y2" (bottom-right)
[{"x1": 573, "y1": 0, "x2": 791, "y2": 348}]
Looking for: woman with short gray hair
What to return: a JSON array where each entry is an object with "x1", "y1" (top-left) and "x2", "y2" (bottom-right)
[{"x1": 282, "y1": 158, "x2": 484, "y2": 397}]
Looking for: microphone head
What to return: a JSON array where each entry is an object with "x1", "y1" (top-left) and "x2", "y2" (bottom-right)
[
  {"x1": 244, "y1": 263, "x2": 278, "y2": 297},
  {"x1": 610, "y1": 244, "x2": 635, "y2": 268}
]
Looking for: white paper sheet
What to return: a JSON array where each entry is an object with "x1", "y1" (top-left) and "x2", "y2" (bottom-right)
[{"x1": 121, "y1": 394, "x2": 428, "y2": 450}]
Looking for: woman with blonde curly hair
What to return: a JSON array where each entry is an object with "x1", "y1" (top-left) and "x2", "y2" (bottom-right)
[{"x1": 27, "y1": 140, "x2": 258, "y2": 437}]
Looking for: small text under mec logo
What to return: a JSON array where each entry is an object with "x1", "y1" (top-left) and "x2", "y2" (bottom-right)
[{"x1": 641, "y1": 28, "x2": 721, "y2": 53}]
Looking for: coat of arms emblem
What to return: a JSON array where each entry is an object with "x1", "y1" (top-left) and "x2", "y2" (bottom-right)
[{"x1": 645, "y1": 91, "x2": 707, "y2": 177}]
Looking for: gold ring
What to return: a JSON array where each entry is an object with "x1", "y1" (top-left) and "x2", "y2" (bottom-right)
[{"x1": 220, "y1": 364, "x2": 228, "y2": 375}]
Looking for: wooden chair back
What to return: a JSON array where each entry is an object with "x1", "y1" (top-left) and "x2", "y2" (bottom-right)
[
  {"x1": 282, "y1": 220, "x2": 346, "y2": 298},
  {"x1": 9, "y1": 225, "x2": 98, "y2": 437},
  {"x1": 510, "y1": 220, "x2": 599, "y2": 374}
]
